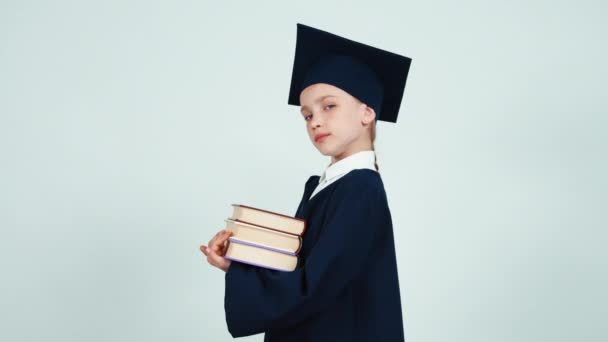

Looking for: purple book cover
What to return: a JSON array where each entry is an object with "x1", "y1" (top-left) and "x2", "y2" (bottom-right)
[
  {"x1": 227, "y1": 236, "x2": 299, "y2": 256},
  {"x1": 225, "y1": 238, "x2": 298, "y2": 272}
]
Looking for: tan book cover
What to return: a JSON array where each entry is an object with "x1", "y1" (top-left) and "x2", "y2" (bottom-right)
[
  {"x1": 224, "y1": 218, "x2": 302, "y2": 255},
  {"x1": 224, "y1": 238, "x2": 298, "y2": 272},
  {"x1": 230, "y1": 203, "x2": 306, "y2": 236}
]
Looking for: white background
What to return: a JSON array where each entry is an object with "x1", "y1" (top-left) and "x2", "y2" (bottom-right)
[{"x1": 1, "y1": 1, "x2": 606, "y2": 341}]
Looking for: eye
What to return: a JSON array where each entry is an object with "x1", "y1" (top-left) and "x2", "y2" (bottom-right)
[
  {"x1": 324, "y1": 104, "x2": 336, "y2": 111},
  {"x1": 304, "y1": 113, "x2": 312, "y2": 121}
]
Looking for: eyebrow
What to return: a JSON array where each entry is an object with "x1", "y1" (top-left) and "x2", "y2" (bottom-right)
[{"x1": 300, "y1": 95, "x2": 336, "y2": 113}]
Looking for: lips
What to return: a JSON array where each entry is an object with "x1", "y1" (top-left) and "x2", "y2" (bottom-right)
[{"x1": 315, "y1": 133, "x2": 330, "y2": 142}]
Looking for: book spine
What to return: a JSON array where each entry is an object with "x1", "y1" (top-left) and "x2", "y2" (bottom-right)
[
  {"x1": 228, "y1": 237, "x2": 298, "y2": 256},
  {"x1": 231, "y1": 203, "x2": 306, "y2": 223},
  {"x1": 223, "y1": 255, "x2": 293, "y2": 272},
  {"x1": 231, "y1": 218, "x2": 303, "y2": 237}
]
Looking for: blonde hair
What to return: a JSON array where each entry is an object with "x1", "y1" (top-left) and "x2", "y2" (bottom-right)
[{"x1": 370, "y1": 119, "x2": 379, "y2": 172}]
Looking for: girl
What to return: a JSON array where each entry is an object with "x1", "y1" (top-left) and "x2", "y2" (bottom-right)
[{"x1": 200, "y1": 23, "x2": 412, "y2": 341}]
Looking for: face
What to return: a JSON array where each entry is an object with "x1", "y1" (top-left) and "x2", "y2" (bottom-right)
[{"x1": 299, "y1": 83, "x2": 376, "y2": 164}]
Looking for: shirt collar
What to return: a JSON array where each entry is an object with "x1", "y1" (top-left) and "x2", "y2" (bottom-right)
[{"x1": 318, "y1": 150, "x2": 376, "y2": 184}]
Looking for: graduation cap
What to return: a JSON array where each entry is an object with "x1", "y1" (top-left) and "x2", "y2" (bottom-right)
[{"x1": 287, "y1": 23, "x2": 412, "y2": 123}]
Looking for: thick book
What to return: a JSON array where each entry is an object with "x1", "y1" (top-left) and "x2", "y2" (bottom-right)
[
  {"x1": 224, "y1": 218, "x2": 303, "y2": 255},
  {"x1": 224, "y1": 238, "x2": 298, "y2": 272},
  {"x1": 230, "y1": 203, "x2": 307, "y2": 236}
]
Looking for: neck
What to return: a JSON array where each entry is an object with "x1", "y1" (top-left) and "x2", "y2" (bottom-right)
[{"x1": 331, "y1": 144, "x2": 373, "y2": 165}]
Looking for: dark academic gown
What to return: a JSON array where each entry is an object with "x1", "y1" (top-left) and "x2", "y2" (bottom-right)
[{"x1": 224, "y1": 169, "x2": 405, "y2": 341}]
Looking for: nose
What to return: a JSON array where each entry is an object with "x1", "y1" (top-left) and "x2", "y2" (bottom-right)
[{"x1": 309, "y1": 112, "x2": 323, "y2": 129}]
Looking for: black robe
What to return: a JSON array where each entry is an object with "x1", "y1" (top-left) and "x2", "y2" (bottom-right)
[{"x1": 224, "y1": 169, "x2": 405, "y2": 341}]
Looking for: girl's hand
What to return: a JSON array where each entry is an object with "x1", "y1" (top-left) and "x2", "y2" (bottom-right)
[{"x1": 200, "y1": 229, "x2": 233, "y2": 272}]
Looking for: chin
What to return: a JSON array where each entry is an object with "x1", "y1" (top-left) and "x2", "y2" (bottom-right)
[
  {"x1": 316, "y1": 145, "x2": 339, "y2": 156},
  {"x1": 314, "y1": 144, "x2": 329, "y2": 154}
]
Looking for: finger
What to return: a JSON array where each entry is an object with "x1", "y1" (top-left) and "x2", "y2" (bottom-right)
[
  {"x1": 207, "y1": 235, "x2": 230, "y2": 257},
  {"x1": 207, "y1": 250, "x2": 223, "y2": 269},
  {"x1": 207, "y1": 236, "x2": 216, "y2": 248},
  {"x1": 200, "y1": 245, "x2": 209, "y2": 256},
  {"x1": 219, "y1": 233, "x2": 233, "y2": 254},
  {"x1": 211, "y1": 231, "x2": 232, "y2": 252},
  {"x1": 207, "y1": 248, "x2": 229, "y2": 269},
  {"x1": 208, "y1": 230, "x2": 222, "y2": 245},
  {"x1": 218, "y1": 230, "x2": 232, "y2": 242},
  {"x1": 219, "y1": 240, "x2": 229, "y2": 255},
  {"x1": 208, "y1": 229, "x2": 225, "y2": 249}
]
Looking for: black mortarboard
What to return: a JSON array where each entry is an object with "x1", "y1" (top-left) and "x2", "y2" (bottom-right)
[{"x1": 287, "y1": 23, "x2": 412, "y2": 123}]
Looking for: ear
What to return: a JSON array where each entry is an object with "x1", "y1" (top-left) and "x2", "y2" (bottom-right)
[{"x1": 361, "y1": 104, "x2": 376, "y2": 125}]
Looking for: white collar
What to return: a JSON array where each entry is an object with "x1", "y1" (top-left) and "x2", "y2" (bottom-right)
[{"x1": 318, "y1": 150, "x2": 376, "y2": 184}]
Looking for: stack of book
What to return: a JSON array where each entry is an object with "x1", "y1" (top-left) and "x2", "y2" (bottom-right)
[{"x1": 222, "y1": 203, "x2": 307, "y2": 272}]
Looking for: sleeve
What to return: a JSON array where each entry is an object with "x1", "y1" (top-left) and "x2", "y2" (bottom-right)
[{"x1": 223, "y1": 175, "x2": 384, "y2": 338}]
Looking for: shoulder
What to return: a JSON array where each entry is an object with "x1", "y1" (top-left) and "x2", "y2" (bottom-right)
[
  {"x1": 341, "y1": 169, "x2": 383, "y2": 190},
  {"x1": 333, "y1": 169, "x2": 386, "y2": 204},
  {"x1": 328, "y1": 169, "x2": 390, "y2": 220}
]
